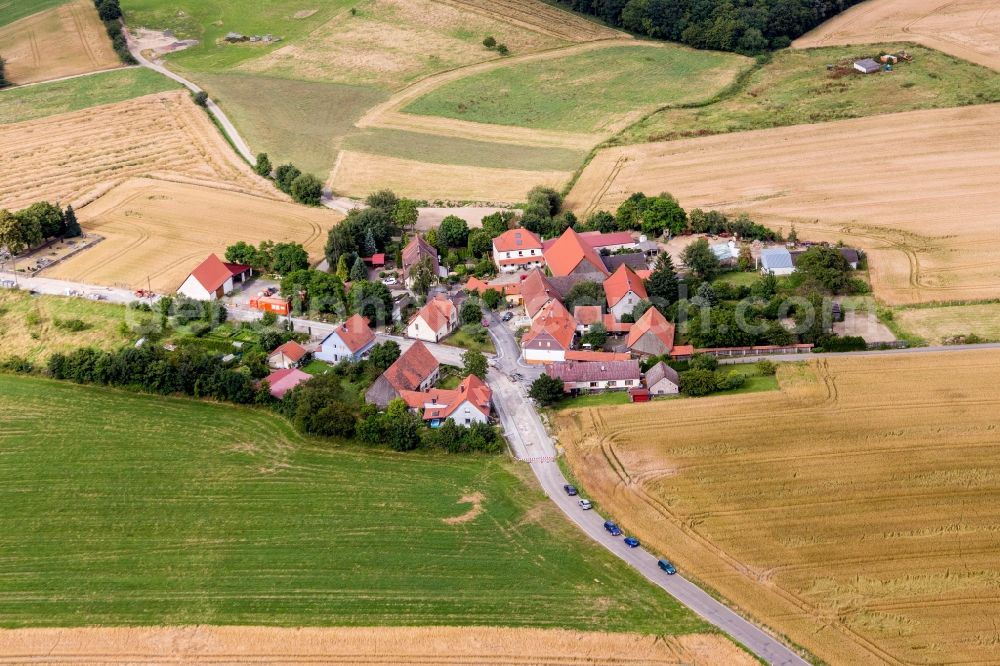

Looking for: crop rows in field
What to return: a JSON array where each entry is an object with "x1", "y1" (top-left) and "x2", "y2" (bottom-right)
[{"x1": 431, "y1": 0, "x2": 622, "y2": 42}]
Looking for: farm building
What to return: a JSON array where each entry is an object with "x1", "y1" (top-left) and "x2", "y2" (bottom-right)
[
  {"x1": 399, "y1": 374, "x2": 492, "y2": 427},
  {"x1": 401, "y1": 235, "x2": 440, "y2": 286},
  {"x1": 365, "y1": 341, "x2": 440, "y2": 408},
  {"x1": 522, "y1": 300, "x2": 576, "y2": 364},
  {"x1": 363, "y1": 253, "x2": 386, "y2": 268},
  {"x1": 602, "y1": 252, "x2": 648, "y2": 273},
  {"x1": 604, "y1": 265, "x2": 648, "y2": 321},
  {"x1": 263, "y1": 368, "x2": 311, "y2": 399},
  {"x1": 407, "y1": 294, "x2": 459, "y2": 342},
  {"x1": 645, "y1": 361, "x2": 680, "y2": 395},
  {"x1": 177, "y1": 254, "x2": 252, "y2": 301},
  {"x1": 839, "y1": 248, "x2": 861, "y2": 269},
  {"x1": 760, "y1": 247, "x2": 795, "y2": 276},
  {"x1": 546, "y1": 360, "x2": 641, "y2": 393},
  {"x1": 520, "y1": 269, "x2": 558, "y2": 319},
  {"x1": 626, "y1": 307, "x2": 675, "y2": 357},
  {"x1": 315, "y1": 314, "x2": 376, "y2": 363},
  {"x1": 464, "y1": 276, "x2": 522, "y2": 305},
  {"x1": 854, "y1": 58, "x2": 881, "y2": 74},
  {"x1": 268, "y1": 340, "x2": 308, "y2": 370},
  {"x1": 492, "y1": 228, "x2": 544, "y2": 273},
  {"x1": 542, "y1": 228, "x2": 610, "y2": 277},
  {"x1": 711, "y1": 240, "x2": 740, "y2": 266}
]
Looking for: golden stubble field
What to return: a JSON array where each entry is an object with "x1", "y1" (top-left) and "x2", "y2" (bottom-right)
[
  {"x1": 0, "y1": 0, "x2": 121, "y2": 85},
  {"x1": 0, "y1": 90, "x2": 275, "y2": 212},
  {"x1": 555, "y1": 351, "x2": 1000, "y2": 665},
  {"x1": 0, "y1": 626, "x2": 754, "y2": 665},
  {"x1": 46, "y1": 178, "x2": 341, "y2": 292},
  {"x1": 794, "y1": 0, "x2": 1000, "y2": 72},
  {"x1": 566, "y1": 105, "x2": 1000, "y2": 305}
]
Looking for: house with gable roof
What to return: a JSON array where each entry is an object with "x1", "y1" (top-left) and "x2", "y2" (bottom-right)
[
  {"x1": 398, "y1": 374, "x2": 492, "y2": 427},
  {"x1": 315, "y1": 314, "x2": 376, "y2": 363},
  {"x1": 542, "y1": 227, "x2": 610, "y2": 278},
  {"x1": 268, "y1": 340, "x2": 308, "y2": 369},
  {"x1": 492, "y1": 228, "x2": 544, "y2": 273},
  {"x1": 604, "y1": 264, "x2": 648, "y2": 321},
  {"x1": 522, "y1": 299, "x2": 576, "y2": 364},
  {"x1": 401, "y1": 235, "x2": 440, "y2": 287},
  {"x1": 365, "y1": 341, "x2": 440, "y2": 408},
  {"x1": 627, "y1": 307, "x2": 676, "y2": 357},
  {"x1": 406, "y1": 294, "x2": 459, "y2": 342},
  {"x1": 177, "y1": 254, "x2": 252, "y2": 301}
]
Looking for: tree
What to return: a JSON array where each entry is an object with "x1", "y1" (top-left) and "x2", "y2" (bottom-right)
[
  {"x1": 481, "y1": 211, "x2": 515, "y2": 238},
  {"x1": 641, "y1": 195, "x2": 687, "y2": 237},
  {"x1": 325, "y1": 222, "x2": 358, "y2": 267},
  {"x1": 192, "y1": 91, "x2": 208, "y2": 107},
  {"x1": 17, "y1": 202, "x2": 64, "y2": 239},
  {"x1": 0, "y1": 56, "x2": 7, "y2": 89},
  {"x1": 796, "y1": 246, "x2": 852, "y2": 294},
  {"x1": 585, "y1": 210, "x2": 617, "y2": 233},
  {"x1": 481, "y1": 288, "x2": 502, "y2": 310},
  {"x1": 393, "y1": 198, "x2": 419, "y2": 233},
  {"x1": 438, "y1": 215, "x2": 469, "y2": 249},
  {"x1": 350, "y1": 256, "x2": 368, "y2": 281},
  {"x1": 366, "y1": 189, "x2": 398, "y2": 212},
  {"x1": 383, "y1": 399, "x2": 422, "y2": 451},
  {"x1": 62, "y1": 205, "x2": 81, "y2": 238},
  {"x1": 290, "y1": 173, "x2": 323, "y2": 205},
  {"x1": 460, "y1": 300, "x2": 483, "y2": 325},
  {"x1": 254, "y1": 153, "x2": 272, "y2": 178},
  {"x1": 409, "y1": 255, "x2": 435, "y2": 296},
  {"x1": 681, "y1": 238, "x2": 721, "y2": 281},
  {"x1": 350, "y1": 280, "x2": 393, "y2": 326},
  {"x1": 737, "y1": 245, "x2": 753, "y2": 272},
  {"x1": 335, "y1": 255, "x2": 350, "y2": 281},
  {"x1": 462, "y1": 349, "x2": 488, "y2": 380},
  {"x1": 0, "y1": 208, "x2": 42, "y2": 256},
  {"x1": 347, "y1": 207, "x2": 393, "y2": 251},
  {"x1": 225, "y1": 241, "x2": 259, "y2": 267},
  {"x1": 680, "y1": 368, "x2": 718, "y2": 396},
  {"x1": 274, "y1": 164, "x2": 302, "y2": 194},
  {"x1": 527, "y1": 186, "x2": 562, "y2": 217},
  {"x1": 483, "y1": 36, "x2": 496, "y2": 48},
  {"x1": 272, "y1": 242, "x2": 309, "y2": 275},
  {"x1": 563, "y1": 280, "x2": 605, "y2": 310},
  {"x1": 692, "y1": 281, "x2": 718, "y2": 307},
  {"x1": 529, "y1": 374, "x2": 564, "y2": 406},
  {"x1": 367, "y1": 340, "x2": 400, "y2": 375},
  {"x1": 787, "y1": 224, "x2": 798, "y2": 245},
  {"x1": 580, "y1": 322, "x2": 607, "y2": 349},
  {"x1": 97, "y1": 0, "x2": 122, "y2": 21},
  {"x1": 646, "y1": 253, "x2": 679, "y2": 307},
  {"x1": 615, "y1": 193, "x2": 645, "y2": 230},
  {"x1": 467, "y1": 228, "x2": 491, "y2": 258},
  {"x1": 361, "y1": 227, "x2": 378, "y2": 257},
  {"x1": 496, "y1": 43, "x2": 509, "y2": 56}
]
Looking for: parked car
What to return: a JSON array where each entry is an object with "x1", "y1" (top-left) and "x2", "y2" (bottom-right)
[
  {"x1": 578, "y1": 499, "x2": 592, "y2": 510},
  {"x1": 481, "y1": 318, "x2": 490, "y2": 327},
  {"x1": 501, "y1": 311, "x2": 514, "y2": 322},
  {"x1": 623, "y1": 536, "x2": 640, "y2": 548},
  {"x1": 382, "y1": 276, "x2": 398, "y2": 286},
  {"x1": 563, "y1": 484, "x2": 578, "y2": 496},
  {"x1": 603, "y1": 520, "x2": 621, "y2": 536},
  {"x1": 658, "y1": 559, "x2": 677, "y2": 575}
]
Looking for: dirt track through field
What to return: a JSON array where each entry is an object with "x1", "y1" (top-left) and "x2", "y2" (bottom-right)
[
  {"x1": 794, "y1": 0, "x2": 1000, "y2": 72},
  {"x1": 0, "y1": 90, "x2": 275, "y2": 211},
  {"x1": 567, "y1": 104, "x2": 1000, "y2": 305},
  {"x1": 0, "y1": 626, "x2": 754, "y2": 665},
  {"x1": 46, "y1": 178, "x2": 340, "y2": 292},
  {"x1": 0, "y1": 0, "x2": 121, "y2": 84}
]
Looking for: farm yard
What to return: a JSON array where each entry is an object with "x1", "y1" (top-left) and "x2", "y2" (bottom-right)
[
  {"x1": 0, "y1": 626, "x2": 753, "y2": 665},
  {"x1": 0, "y1": 374, "x2": 710, "y2": 635},
  {"x1": 0, "y1": 0, "x2": 120, "y2": 85},
  {"x1": 618, "y1": 43, "x2": 1000, "y2": 145},
  {"x1": 794, "y1": 0, "x2": 1000, "y2": 73},
  {"x1": 567, "y1": 105, "x2": 1000, "y2": 306},
  {"x1": 46, "y1": 179, "x2": 340, "y2": 292},
  {"x1": 0, "y1": 90, "x2": 274, "y2": 211},
  {"x1": 555, "y1": 351, "x2": 1000, "y2": 665}
]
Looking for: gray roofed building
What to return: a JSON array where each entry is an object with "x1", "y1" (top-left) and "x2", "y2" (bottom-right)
[
  {"x1": 546, "y1": 360, "x2": 641, "y2": 393},
  {"x1": 854, "y1": 58, "x2": 881, "y2": 74},
  {"x1": 645, "y1": 361, "x2": 680, "y2": 395},
  {"x1": 602, "y1": 252, "x2": 648, "y2": 273},
  {"x1": 760, "y1": 247, "x2": 795, "y2": 275}
]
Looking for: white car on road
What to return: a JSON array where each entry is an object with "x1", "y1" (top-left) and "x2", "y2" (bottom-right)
[
  {"x1": 578, "y1": 499, "x2": 593, "y2": 510},
  {"x1": 382, "y1": 276, "x2": 398, "y2": 286}
]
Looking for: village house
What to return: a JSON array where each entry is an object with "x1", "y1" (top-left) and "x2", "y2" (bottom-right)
[
  {"x1": 604, "y1": 265, "x2": 648, "y2": 321},
  {"x1": 315, "y1": 314, "x2": 376, "y2": 363},
  {"x1": 398, "y1": 374, "x2": 492, "y2": 427},
  {"x1": 542, "y1": 227, "x2": 610, "y2": 278},
  {"x1": 491, "y1": 228, "x2": 544, "y2": 273},
  {"x1": 365, "y1": 341, "x2": 440, "y2": 408},
  {"x1": 546, "y1": 360, "x2": 642, "y2": 393},
  {"x1": 573, "y1": 305, "x2": 603, "y2": 333},
  {"x1": 406, "y1": 294, "x2": 459, "y2": 342},
  {"x1": 464, "y1": 276, "x2": 523, "y2": 306},
  {"x1": 263, "y1": 367, "x2": 311, "y2": 399},
  {"x1": 645, "y1": 361, "x2": 680, "y2": 395},
  {"x1": 760, "y1": 247, "x2": 795, "y2": 276},
  {"x1": 401, "y1": 235, "x2": 440, "y2": 287},
  {"x1": 520, "y1": 269, "x2": 557, "y2": 319},
  {"x1": 711, "y1": 240, "x2": 740, "y2": 267},
  {"x1": 268, "y1": 340, "x2": 308, "y2": 369},
  {"x1": 627, "y1": 307, "x2": 676, "y2": 356},
  {"x1": 522, "y1": 299, "x2": 576, "y2": 364},
  {"x1": 176, "y1": 254, "x2": 252, "y2": 301}
]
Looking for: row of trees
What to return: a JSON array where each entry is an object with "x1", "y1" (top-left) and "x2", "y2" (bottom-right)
[
  {"x1": 0, "y1": 202, "x2": 81, "y2": 259},
  {"x1": 224, "y1": 240, "x2": 309, "y2": 275},
  {"x1": 554, "y1": 0, "x2": 864, "y2": 54},
  {"x1": 253, "y1": 153, "x2": 324, "y2": 206},
  {"x1": 0, "y1": 56, "x2": 7, "y2": 89},
  {"x1": 92, "y1": 0, "x2": 136, "y2": 64}
]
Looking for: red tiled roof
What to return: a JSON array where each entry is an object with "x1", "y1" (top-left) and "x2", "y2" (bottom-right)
[
  {"x1": 409, "y1": 295, "x2": 455, "y2": 332},
  {"x1": 188, "y1": 254, "x2": 243, "y2": 293},
  {"x1": 520, "y1": 269, "x2": 556, "y2": 318},
  {"x1": 602, "y1": 313, "x2": 633, "y2": 333},
  {"x1": 564, "y1": 350, "x2": 631, "y2": 362},
  {"x1": 523, "y1": 299, "x2": 575, "y2": 350},
  {"x1": 627, "y1": 307, "x2": 675, "y2": 351},
  {"x1": 543, "y1": 228, "x2": 609, "y2": 277},
  {"x1": 399, "y1": 374, "x2": 492, "y2": 421},
  {"x1": 466, "y1": 277, "x2": 521, "y2": 297},
  {"x1": 603, "y1": 265, "x2": 648, "y2": 308},
  {"x1": 670, "y1": 345, "x2": 695, "y2": 358},
  {"x1": 364, "y1": 253, "x2": 386, "y2": 266},
  {"x1": 465, "y1": 276, "x2": 489, "y2": 293},
  {"x1": 573, "y1": 305, "x2": 603, "y2": 327},
  {"x1": 402, "y1": 235, "x2": 438, "y2": 272},
  {"x1": 269, "y1": 340, "x2": 307, "y2": 363},
  {"x1": 493, "y1": 228, "x2": 542, "y2": 253},
  {"x1": 332, "y1": 314, "x2": 375, "y2": 353},
  {"x1": 542, "y1": 230, "x2": 636, "y2": 252},
  {"x1": 223, "y1": 261, "x2": 252, "y2": 276},
  {"x1": 383, "y1": 341, "x2": 439, "y2": 392},
  {"x1": 546, "y1": 360, "x2": 641, "y2": 383},
  {"x1": 264, "y1": 368, "x2": 311, "y2": 399}
]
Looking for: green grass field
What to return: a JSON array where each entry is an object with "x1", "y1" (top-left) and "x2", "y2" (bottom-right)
[
  {"x1": 619, "y1": 44, "x2": 1000, "y2": 144},
  {"x1": 0, "y1": 67, "x2": 180, "y2": 124},
  {"x1": 0, "y1": 0, "x2": 68, "y2": 27},
  {"x1": 403, "y1": 44, "x2": 751, "y2": 133},
  {"x1": 0, "y1": 374, "x2": 707, "y2": 631}
]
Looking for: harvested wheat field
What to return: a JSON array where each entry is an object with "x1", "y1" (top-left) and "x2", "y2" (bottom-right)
[
  {"x1": 47, "y1": 179, "x2": 340, "y2": 291},
  {"x1": 332, "y1": 150, "x2": 570, "y2": 203},
  {"x1": 556, "y1": 351, "x2": 1000, "y2": 665},
  {"x1": 567, "y1": 105, "x2": 1000, "y2": 305},
  {"x1": 432, "y1": 0, "x2": 623, "y2": 42},
  {"x1": 0, "y1": 0, "x2": 121, "y2": 85},
  {"x1": 0, "y1": 90, "x2": 275, "y2": 212},
  {"x1": 794, "y1": 0, "x2": 1000, "y2": 72},
  {"x1": 0, "y1": 626, "x2": 752, "y2": 665}
]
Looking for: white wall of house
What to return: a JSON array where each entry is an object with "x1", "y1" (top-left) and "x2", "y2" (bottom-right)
[
  {"x1": 268, "y1": 351, "x2": 299, "y2": 370},
  {"x1": 609, "y1": 291, "x2": 642, "y2": 321},
  {"x1": 648, "y1": 379, "x2": 679, "y2": 395},
  {"x1": 315, "y1": 333, "x2": 375, "y2": 363},
  {"x1": 522, "y1": 347, "x2": 566, "y2": 364},
  {"x1": 760, "y1": 264, "x2": 795, "y2": 276},
  {"x1": 449, "y1": 401, "x2": 489, "y2": 426},
  {"x1": 177, "y1": 275, "x2": 231, "y2": 301},
  {"x1": 565, "y1": 378, "x2": 639, "y2": 392},
  {"x1": 407, "y1": 315, "x2": 448, "y2": 342},
  {"x1": 492, "y1": 245, "x2": 544, "y2": 274}
]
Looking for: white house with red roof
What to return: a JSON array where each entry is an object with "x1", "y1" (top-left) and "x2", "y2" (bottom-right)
[
  {"x1": 177, "y1": 254, "x2": 252, "y2": 301},
  {"x1": 398, "y1": 374, "x2": 492, "y2": 427},
  {"x1": 603, "y1": 265, "x2": 648, "y2": 321},
  {"x1": 406, "y1": 294, "x2": 459, "y2": 342},
  {"x1": 315, "y1": 314, "x2": 376, "y2": 363},
  {"x1": 268, "y1": 340, "x2": 308, "y2": 369},
  {"x1": 542, "y1": 228, "x2": 609, "y2": 278},
  {"x1": 522, "y1": 299, "x2": 576, "y2": 364},
  {"x1": 492, "y1": 228, "x2": 544, "y2": 273}
]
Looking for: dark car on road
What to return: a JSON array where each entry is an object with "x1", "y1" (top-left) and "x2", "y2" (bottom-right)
[
  {"x1": 658, "y1": 559, "x2": 677, "y2": 575},
  {"x1": 501, "y1": 311, "x2": 514, "y2": 322},
  {"x1": 623, "y1": 536, "x2": 640, "y2": 548},
  {"x1": 563, "y1": 484, "x2": 578, "y2": 496},
  {"x1": 603, "y1": 520, "x2": 621, "y2": 536}
]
